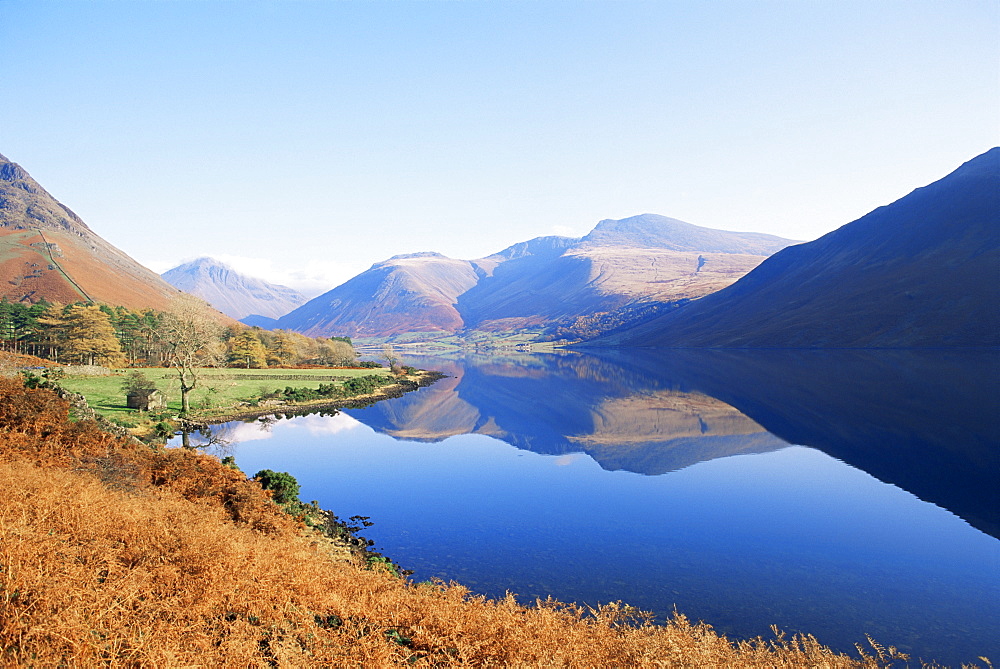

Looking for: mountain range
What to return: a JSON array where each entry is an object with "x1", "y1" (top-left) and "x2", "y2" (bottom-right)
[
  {"x1": 588, "y1": 148, "x2": 1000, "y2": 348},
  {"x1": 0, "y1": 153, "x2": 179, "y2": 310},
  {"x1": 5, "y1": 146, "x2": 995, "y2": 352},
  {"x1": 276, "y1": 215, "x2": 798, "y2": 338},
  {"x1": 161, "y1": 257, "x2": 306, "y2": 321}
]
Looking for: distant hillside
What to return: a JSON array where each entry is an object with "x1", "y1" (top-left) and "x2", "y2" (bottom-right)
[
  {"x1": 0, "y1": 153, "x2": 179, "y2": 309},
  {"x1": 587, "y1": 148, "x2": 1000, "y2": 348},
  {"x1": 278, "y1": 252, "x2": 484, "y2": 337},
  {"x1": 278, "y1": 218, "x2": 798, "y2": 338},
  {"x1": 579, "y1": 215, "x2": 794, "y2": 254},
  {"x1": 162, "y1": 257, "x2": 306, "y2": 320}
]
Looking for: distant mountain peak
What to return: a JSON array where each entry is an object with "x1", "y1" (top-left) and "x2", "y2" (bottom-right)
[
  {"x1": 586, "y1": 148, "x2": 1000, "y2": 348},
  {"x1": 487, "y1": 235, "x2": 580, "y2": 262},
  {"x1": 278, "y1": 214, "x2": 797, "y2": 338},
  {"x1": 186, "y1": 256, "x2": 233, "y2": 268},
  {"x1": 388, "y1": 251, "x2": 450, "y2": 261},
  {"x1": 580, "y1": 214, "x2": 799, "y2": 255},
  {"x1": 162, "y1": 258, "x2": 306, "y2": 320}
]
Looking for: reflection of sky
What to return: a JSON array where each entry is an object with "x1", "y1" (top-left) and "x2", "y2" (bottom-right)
[
  {"x1": 214, "y1": 421, "x2": 275, "y2": 443},
  {"x1": 210, "y1": 411, "x2": 999, "y2": 666},
  {"x1": 280, "y1": 412, "x2": 365, "y2": 436},
  {"x1": 169, "y1": 412, "x2": 365, "y2": 447}
]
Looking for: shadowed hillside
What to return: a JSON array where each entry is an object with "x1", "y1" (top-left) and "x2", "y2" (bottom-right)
[{"x1": 587, "y1": 148, "x2": 1000, "y2": 348}]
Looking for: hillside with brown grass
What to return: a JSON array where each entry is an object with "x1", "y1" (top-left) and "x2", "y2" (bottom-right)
[
  {"x1": 0, "y1": 153, "x2": 179, "y2": 310},
  {"x1": 0, "y1": 377, "x2": 926, "y2": 666}
]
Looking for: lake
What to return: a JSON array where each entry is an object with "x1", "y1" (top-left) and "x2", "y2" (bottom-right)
[{"x1": 172, "y1": 349, "x2": 1000, "y2": 666}]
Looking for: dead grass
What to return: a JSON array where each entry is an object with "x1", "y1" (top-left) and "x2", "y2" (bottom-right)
[
  {"x1": 0, "y1": 349, "x2": 55, "y2": 375},
  {"x1": 0, "y1": 378, "x2": 981, "y2": 667}
]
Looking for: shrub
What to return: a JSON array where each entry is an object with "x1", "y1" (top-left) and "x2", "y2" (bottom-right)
[
  {"x1": 153, "y1": 420, "x2": 174, "y2": 440},
  {"x1": 340, "y1": 374, "x2": 392, "y2": 396},
  {"x1": 281, "y1": 376, "x2": 393, "y2": 403},
  {"x1": 253, "y1": 469, "x2": 301, "y2": 504}
]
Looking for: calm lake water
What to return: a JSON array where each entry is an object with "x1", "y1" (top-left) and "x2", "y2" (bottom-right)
[{"x1": 172, "y1": 349, "x2": 1000, "y2": 666}]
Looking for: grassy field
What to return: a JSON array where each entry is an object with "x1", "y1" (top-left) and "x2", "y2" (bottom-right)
[{"x1": 58, "y1": 366, "x2": 394, "y2": 421}]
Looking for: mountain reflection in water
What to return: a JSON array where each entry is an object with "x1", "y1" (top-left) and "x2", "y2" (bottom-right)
[
  {"x1": 351, "y1": 349, "x2": 999, "y2": 538},
  {"x1": 352, "y1": 354, "x2": 789, "y2": 474}
]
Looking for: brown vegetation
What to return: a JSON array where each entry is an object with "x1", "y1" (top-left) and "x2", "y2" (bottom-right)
[
  {"x1": 1, "y1": 151, "x2": 180, "y2": 311},
  {"x1": 0, "y1": 349, "x2": 55, "y2": 372},
  {"x1": 0, "y1": 378, "x2": 939, "y2": 666}
]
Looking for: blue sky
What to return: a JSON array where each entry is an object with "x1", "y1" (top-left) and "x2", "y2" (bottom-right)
[{"x1": 2, "y1": 0, "x2": 997, "y2": 295}]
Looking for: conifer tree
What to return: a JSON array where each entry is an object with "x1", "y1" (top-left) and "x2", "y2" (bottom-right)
[
  {"x1": 267, "y1": 331, "x2": 299, "y2": 367},
  {"x1": 35, "y1": 303, "x2": 66, "y2": 362},
  {"x1": 227, "y1": 330, "x2": 268, "y2": 368}
]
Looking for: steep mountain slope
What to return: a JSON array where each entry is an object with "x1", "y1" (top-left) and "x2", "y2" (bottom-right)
[
  {"x1": 462, "y1": 216, "x2": 795, "y2": 331},
  {"x1": 589, "y1": 148, "x2": 1000, "y2": 348},
  {"x1": 0, "y1": 153, "x2": 179, "y2": 309},
  {"x1": 162, "y1": 257, "x2": 306, "y2": 320},
  {"x1": 279, "y1": 217, "x2": 798, "y2": 338}
]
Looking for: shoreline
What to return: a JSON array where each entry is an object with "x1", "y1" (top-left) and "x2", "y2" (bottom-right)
[{"x1": 180, "y1": 369, "x2": 446, "y2": 428}]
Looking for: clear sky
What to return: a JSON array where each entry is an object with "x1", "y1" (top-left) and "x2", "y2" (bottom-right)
[{"x1": 2, "y1": 0, "x2": 997, "y2": 296}]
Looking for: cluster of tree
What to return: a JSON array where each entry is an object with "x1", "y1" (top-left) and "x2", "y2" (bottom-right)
[
  {"x1": 2, "y1": 295, "x2": 360, "y2": 414},
  {"x1": 0, "y1": 297, "x2": 356, "y2": 371},
  {"x1": 0, "y1": 299, "x2": 155, "y2": 367},
  {"x1": 227, "y1": 329, "x2": 355, "y2": 369}
]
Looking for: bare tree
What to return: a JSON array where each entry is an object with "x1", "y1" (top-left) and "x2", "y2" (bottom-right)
[
  {"x1": 381, "y1": 343, "x2": 402, "y2": 375},
  {"x1": 154, "y1": 295, "x2": 224, "y2": 414}
]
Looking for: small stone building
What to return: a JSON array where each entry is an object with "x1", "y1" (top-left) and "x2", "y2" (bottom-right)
[{"x1": 126, "y1": 388, "x2": 166, "y2": 411}]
